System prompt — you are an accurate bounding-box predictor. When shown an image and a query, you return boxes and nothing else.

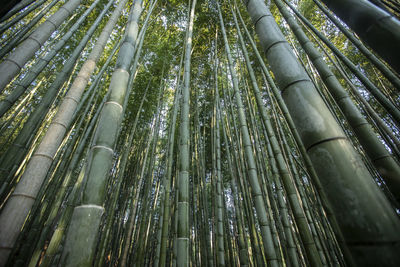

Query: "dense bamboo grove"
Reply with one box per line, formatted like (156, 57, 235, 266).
(0, 0, 399, 266)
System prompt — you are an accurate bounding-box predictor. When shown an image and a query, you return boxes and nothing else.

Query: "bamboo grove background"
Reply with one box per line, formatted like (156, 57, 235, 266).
(0, 0, 400, 266)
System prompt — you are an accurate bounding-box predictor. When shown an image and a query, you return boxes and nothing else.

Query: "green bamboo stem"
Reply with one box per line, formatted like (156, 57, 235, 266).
(275, 0, 400, 203)
(245, 87, 289, 267)
(236, 5, 354, 265)
(270, 98, 333, 264)
(113, 135, 150, 264)
(10, 78, 109, 266)
(243, 0, 400, 266)
(214, 62, 225, 266)
(222, 75, 265, 266)
(128, 79, 165, 266)
(59, 1, 144, 265)
(0, 0, 115, 207)
(285, 0, 400, 125)
(242, 76, 298, 267)
(218, 2, 280, 265)
(319, 0, 400, 74)
(40, 162, 88, 267)
(21, 87, 104, 266)
(159, 61, 183, 266)
(0, 0, 37, 23)
(0, 0, 59, 60)
(322, 45, 400, 156)
(0, 0, 82, 91)
(0, 0, 47, 35)
(0, 0, 107, 118)
(220, 112, 250, 266)
(18, 39, 121, 267)
(0, 77, 42, 136)
(176, 0, 196, 265)
(232, 4, 323, 266)
(199, 122, 213, 267)
(313, 0, 400, 90)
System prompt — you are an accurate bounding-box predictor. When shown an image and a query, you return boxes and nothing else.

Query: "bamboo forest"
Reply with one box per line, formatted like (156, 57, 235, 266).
(1, 0, 400, 266)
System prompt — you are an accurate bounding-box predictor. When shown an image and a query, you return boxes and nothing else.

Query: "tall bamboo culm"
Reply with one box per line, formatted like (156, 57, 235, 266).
(59, 0, 144, 265)
(0, 0, 129, 265)
(176, 0, 197, 265)
(243, 0, 400, 266)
